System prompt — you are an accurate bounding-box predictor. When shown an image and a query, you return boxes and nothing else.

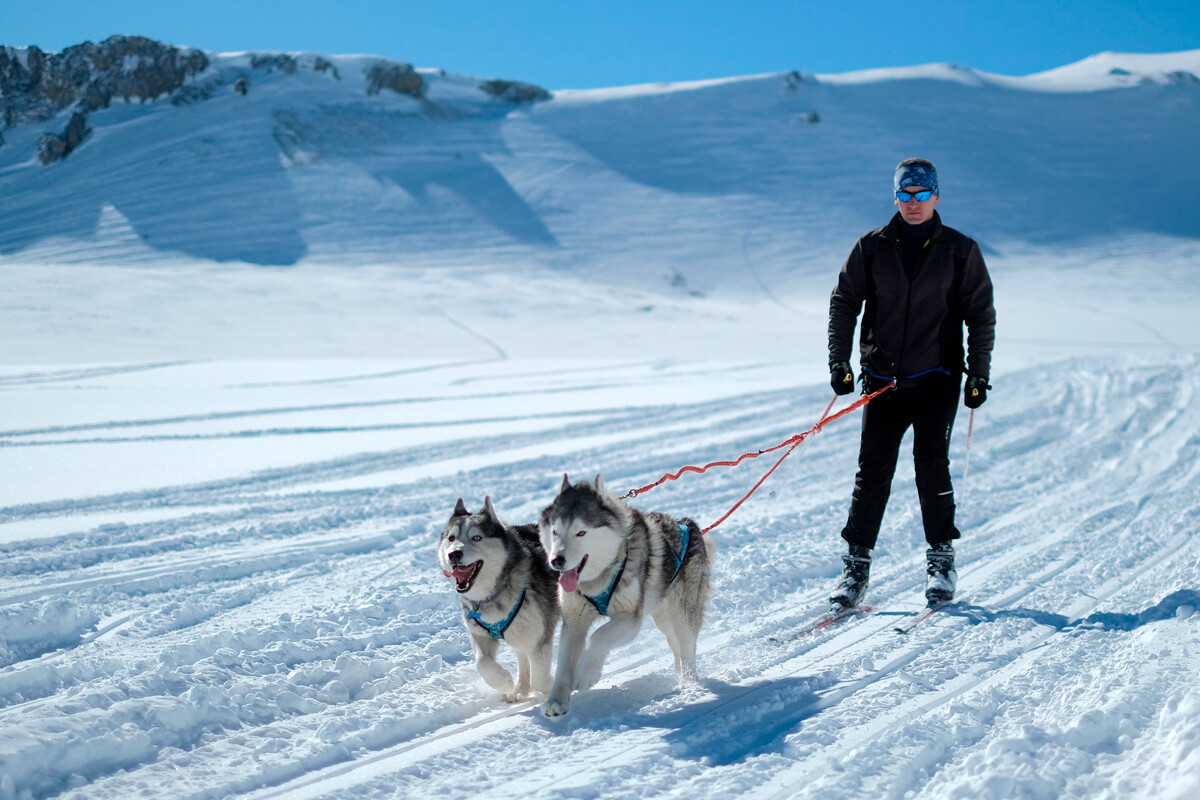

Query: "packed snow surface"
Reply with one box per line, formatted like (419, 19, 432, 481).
(3, 355, 1199, 800)
(2, 43, 1199, 800)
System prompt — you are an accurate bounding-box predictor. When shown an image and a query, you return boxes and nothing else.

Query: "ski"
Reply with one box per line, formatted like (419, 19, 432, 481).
(791, 604, 874, 641)
(768, 604, 872, 644)
(893, 600, 952, 634)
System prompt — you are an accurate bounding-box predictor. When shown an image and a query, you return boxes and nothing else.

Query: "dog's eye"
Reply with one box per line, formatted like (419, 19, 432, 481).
(576, 530, 587, 537)
(552, 530, 558, 538)
(447, 535, 455, 542)
(472, 535, 482, 542)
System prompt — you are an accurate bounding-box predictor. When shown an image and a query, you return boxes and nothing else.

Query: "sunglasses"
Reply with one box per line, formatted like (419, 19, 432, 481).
(896, 189, 934, 202)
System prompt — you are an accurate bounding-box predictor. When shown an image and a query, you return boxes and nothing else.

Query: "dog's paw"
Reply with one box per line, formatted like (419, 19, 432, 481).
(501, 690, 526, 703)
(542, 697, 571, 717)
(677, 664, 700, 687)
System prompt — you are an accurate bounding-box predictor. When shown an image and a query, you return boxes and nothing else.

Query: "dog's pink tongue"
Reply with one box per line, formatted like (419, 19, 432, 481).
(559, 565, 581, 594)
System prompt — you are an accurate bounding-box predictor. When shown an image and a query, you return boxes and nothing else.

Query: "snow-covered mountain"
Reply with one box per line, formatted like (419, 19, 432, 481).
(2, 37, 1199, 280)
(2, 38, 1200, 800)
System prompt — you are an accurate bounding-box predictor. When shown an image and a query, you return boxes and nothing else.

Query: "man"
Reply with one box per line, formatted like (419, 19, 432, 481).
(826, 158, 995, 609)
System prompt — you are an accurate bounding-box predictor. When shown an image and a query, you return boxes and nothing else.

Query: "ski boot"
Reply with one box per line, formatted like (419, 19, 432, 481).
(925, 541, 957, 605)
(830, 544, 871, 609)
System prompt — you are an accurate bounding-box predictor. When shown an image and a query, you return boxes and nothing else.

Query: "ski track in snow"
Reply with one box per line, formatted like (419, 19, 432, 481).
(1, 358, 1199, 800)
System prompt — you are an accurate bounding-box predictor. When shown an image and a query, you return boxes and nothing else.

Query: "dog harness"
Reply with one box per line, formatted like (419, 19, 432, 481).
(468, 589, 526, 639)
(584, 522, 691, 617)
(584, 559, 625, 617)
(668, 523, 691, 585)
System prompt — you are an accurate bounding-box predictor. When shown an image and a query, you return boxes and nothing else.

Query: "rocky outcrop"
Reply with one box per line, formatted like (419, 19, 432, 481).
(479, 79, 551, 104)
(250, 53, 297, 74)
(1, 35, 209, 129)
(0, 35, 553, 164)
(313, 57, 340, 80)
(37, 111, 91, 164)
(365, 60, 424, 97)
(2, 34, 208, 162)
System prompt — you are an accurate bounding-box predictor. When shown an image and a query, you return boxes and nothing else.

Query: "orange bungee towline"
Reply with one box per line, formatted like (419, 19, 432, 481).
(621, 382, 895, 534)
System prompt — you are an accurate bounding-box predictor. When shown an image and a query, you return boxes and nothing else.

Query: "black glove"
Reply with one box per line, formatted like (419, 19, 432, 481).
(830, 361, 855, 396)
(964, 375, 990, 409)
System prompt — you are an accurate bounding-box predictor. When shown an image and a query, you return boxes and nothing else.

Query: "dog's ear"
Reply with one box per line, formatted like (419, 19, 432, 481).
(483, 496, 501, 524)
(594, 474, 608, 497)
(561, 473, 571, 491)
(453, 498, 469, 517)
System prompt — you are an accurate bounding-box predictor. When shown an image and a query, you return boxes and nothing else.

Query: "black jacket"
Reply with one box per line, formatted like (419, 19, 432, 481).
(828, 211, 995, 387)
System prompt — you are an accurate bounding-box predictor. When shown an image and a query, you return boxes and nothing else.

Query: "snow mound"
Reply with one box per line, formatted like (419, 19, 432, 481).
(0, 598, 99, 666)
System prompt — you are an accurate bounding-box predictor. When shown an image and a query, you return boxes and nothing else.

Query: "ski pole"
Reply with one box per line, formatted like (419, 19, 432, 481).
(961, 408, 976, 498)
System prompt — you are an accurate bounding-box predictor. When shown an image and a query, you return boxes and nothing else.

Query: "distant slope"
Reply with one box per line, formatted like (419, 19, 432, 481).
(1, 38, 1198, 277)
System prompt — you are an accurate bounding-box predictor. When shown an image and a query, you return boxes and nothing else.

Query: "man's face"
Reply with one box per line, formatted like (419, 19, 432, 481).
(895, 186, 939, 225)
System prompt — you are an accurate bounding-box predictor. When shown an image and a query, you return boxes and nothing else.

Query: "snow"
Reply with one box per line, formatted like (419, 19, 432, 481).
(1, 43, 1200, 800)
(818, 49, 1200, 92)
(552, 72, 778, 103)
(1018, 48, 1200, 91)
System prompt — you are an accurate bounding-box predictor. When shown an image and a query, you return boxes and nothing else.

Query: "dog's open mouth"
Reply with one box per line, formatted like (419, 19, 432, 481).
(443, 561, 483, 593)
(558, 554, 587, 594)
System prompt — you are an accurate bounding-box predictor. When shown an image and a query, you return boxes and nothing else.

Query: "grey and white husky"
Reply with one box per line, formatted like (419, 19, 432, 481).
(438, 497, 560, 702)
(538, 475, 715, 717)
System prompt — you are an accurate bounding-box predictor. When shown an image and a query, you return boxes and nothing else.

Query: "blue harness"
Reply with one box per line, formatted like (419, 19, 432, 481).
(584, 523, 691, 617)
(668, 523, 691, 584)
(468, 589, 526, 639)
(584, 558, 626, 616)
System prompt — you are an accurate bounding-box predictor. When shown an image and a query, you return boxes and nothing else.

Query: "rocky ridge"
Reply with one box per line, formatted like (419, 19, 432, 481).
(0, 35, 552, 164)
(1, 35, 208, 162)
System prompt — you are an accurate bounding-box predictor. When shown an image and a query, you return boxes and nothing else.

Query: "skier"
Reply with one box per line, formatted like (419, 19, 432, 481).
(826, 158, 995, 609)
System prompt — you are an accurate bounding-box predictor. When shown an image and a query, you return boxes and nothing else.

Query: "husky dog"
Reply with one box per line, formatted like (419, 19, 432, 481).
(538, 475, 714, 717)
(438, 497, 559, 702)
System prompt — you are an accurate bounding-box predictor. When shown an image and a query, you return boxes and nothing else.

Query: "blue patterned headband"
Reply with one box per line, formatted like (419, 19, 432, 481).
(895, 162, 939, 196)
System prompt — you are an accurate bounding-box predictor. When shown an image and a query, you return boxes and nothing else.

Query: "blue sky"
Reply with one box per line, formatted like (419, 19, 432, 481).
(3, 1, 1198, 89)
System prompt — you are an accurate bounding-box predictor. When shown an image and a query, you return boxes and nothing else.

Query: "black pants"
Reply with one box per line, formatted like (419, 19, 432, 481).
(841, 374, 961, 549)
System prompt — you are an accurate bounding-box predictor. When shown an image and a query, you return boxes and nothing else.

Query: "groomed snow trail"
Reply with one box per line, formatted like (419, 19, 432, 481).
(1, 357, 1198, 800)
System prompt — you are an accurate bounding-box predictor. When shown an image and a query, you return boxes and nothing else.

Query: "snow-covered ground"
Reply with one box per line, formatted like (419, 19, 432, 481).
(2, 43, 1200, 800)
(3, 350, 1199, 800)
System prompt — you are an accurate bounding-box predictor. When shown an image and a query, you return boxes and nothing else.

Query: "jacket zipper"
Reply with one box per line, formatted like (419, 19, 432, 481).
(893, 235, 932, 381)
